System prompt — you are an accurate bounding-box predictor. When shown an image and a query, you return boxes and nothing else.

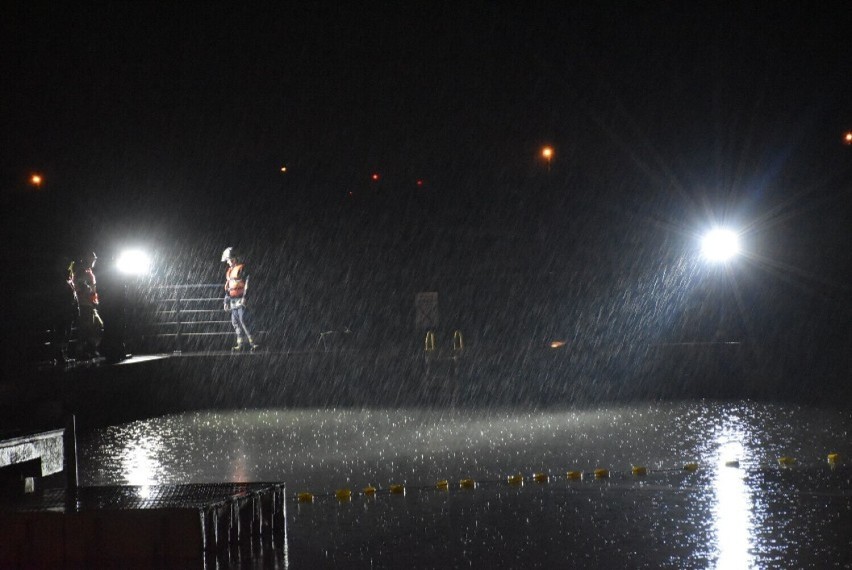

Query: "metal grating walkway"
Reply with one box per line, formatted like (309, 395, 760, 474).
(0, 483, 286, 566)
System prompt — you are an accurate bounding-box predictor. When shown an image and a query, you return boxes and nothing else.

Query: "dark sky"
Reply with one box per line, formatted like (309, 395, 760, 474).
(2, 3, 852, 358)
(4, 3, 849, 197)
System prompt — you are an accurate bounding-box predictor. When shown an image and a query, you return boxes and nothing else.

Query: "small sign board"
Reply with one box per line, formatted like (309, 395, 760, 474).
(415, 292, 439, 329)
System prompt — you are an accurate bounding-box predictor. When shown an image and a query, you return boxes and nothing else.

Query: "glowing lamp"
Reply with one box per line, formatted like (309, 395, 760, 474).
(701, 228, 741, 262)
(117, 249, 152, 275)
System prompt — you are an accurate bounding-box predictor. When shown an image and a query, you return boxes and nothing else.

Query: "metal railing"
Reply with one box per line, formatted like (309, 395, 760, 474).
(423, 330, 464, 355)
(133, 284, 233, 352)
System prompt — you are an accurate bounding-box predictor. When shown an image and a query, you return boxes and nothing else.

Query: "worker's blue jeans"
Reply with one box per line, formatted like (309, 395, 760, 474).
(228, 299, 252, 344)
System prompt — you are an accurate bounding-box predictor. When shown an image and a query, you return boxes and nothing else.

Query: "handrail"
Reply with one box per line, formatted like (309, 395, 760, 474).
(132, 283, 233, 351)
(424, 330, 436, 352)
(453, 330, 464, 352)
(150, 284, 223, 289)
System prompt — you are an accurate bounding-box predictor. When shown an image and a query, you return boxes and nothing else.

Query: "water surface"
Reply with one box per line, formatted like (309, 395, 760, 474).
(79, 401, 852, 568)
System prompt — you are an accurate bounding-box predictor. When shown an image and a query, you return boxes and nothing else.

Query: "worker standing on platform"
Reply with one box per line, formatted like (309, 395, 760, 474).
(51, 258, 79, 363)
(74, 251, 104, 358)
(222, 247, 258, 351)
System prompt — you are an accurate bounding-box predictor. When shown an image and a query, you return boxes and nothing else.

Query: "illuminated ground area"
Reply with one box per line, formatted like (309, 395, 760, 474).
(79, 401, 852, 568)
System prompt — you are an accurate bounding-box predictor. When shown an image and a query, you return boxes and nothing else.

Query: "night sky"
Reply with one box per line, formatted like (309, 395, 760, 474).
(3, 3, 851, 377)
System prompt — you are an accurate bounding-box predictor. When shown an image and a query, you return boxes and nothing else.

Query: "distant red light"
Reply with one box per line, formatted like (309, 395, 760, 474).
(371, 173, 380, 181)
(416, 179, 424, 187)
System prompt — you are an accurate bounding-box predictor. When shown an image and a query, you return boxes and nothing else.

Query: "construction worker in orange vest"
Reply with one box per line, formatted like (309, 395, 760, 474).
(222, 247, 258, 351)
(73, 251, 104, 358)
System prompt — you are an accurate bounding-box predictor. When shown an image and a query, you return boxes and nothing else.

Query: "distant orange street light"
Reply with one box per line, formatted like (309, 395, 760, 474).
(541, 146, 553, 171)
(843, 131, 852, 146)
(280, 165, 287, 173)
(30, 174, 43, 189)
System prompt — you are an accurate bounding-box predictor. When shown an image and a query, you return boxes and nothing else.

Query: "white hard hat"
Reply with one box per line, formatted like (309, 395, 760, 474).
(221, 247, 236, 262)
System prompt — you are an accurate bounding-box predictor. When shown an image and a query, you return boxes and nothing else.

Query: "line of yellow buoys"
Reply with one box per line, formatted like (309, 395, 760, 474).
(293, 452, 842, 503)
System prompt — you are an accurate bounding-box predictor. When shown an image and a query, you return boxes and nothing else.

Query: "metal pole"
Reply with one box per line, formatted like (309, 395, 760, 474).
(62, 413, 79, 513)
(64, 413, 79, 491)
(175, 287, 182, 353)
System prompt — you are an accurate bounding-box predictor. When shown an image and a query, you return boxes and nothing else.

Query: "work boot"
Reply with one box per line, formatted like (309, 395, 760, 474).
(231, 340, 244, 352)
(247, 337, 259, 351)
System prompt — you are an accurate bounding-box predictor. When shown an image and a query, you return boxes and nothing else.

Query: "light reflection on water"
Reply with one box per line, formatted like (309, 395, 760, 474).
(711, 418, 756, 569)
(78, 401, 851, 567)
(119, 432, 166, 486)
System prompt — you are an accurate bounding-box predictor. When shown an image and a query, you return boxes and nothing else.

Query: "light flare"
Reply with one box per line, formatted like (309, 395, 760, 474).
(701, 228, 741, 262)
(117, 249, 152, 275)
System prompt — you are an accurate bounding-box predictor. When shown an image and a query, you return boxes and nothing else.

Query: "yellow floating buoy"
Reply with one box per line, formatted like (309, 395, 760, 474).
(389, 484, 405, 495)
(566, 471, 582, 480)
(436, 479, 449, 490)
(594, 468, 609, 479)
(683, 462, 699, 472)
(778, 456, 796, 467)
(460, 478, 476, 489)
(297, 492, 314, 503)
(507, 474, 524, 486)
(631, 466, 647, 476)
(827, 453, 840, 465)
(335, 488, 352, 502)
(533, 472, 549, 483)
(363, 485, 377, 496)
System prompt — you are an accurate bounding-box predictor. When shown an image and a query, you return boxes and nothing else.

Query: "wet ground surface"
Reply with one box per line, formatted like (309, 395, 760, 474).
(77, 401, 852, 568)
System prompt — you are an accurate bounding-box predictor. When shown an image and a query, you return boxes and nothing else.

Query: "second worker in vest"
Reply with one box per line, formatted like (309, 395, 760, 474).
(74, 251, 104, 359)
(222, 247, 258, 351)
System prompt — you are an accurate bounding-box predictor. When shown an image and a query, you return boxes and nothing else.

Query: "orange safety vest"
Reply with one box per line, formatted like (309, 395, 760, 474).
(225, 263, 247, 298)
(76, 267, 99, 306)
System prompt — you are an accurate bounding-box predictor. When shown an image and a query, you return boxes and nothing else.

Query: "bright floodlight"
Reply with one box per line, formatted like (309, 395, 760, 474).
(701, 229, 741, 262)
(117, 249, 152, 275)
